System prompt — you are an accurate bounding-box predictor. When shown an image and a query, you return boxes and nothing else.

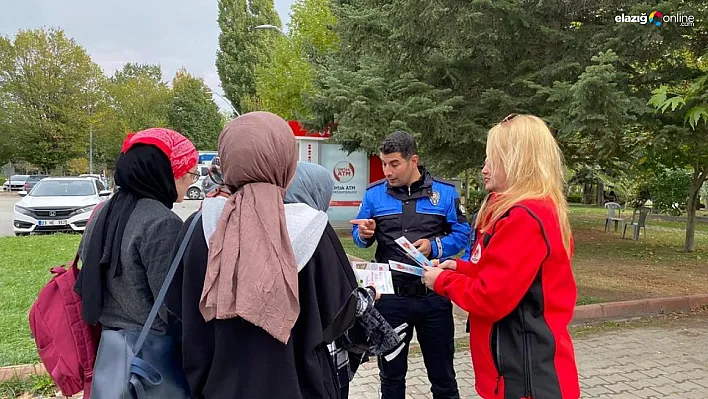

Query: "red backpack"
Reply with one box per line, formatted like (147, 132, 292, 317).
(29, 204, 104, 398)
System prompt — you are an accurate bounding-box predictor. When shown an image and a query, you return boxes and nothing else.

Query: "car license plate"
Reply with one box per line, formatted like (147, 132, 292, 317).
(38, 220, 68, 226)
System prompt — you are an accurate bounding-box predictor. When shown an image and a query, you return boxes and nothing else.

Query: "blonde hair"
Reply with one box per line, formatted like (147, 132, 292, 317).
(476, 114, 572, 256)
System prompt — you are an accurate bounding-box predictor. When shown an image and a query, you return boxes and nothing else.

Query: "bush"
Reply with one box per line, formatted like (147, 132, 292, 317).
(0, 177, 5, 187)
(647, 169, 691, 216)
(567, 193, 583, 204)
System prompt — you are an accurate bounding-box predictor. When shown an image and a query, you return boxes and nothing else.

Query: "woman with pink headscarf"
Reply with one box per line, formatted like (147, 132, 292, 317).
(75, 128, 198, 396)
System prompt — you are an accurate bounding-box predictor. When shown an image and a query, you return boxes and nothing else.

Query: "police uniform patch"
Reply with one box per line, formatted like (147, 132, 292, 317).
(429, 190, 440, 206)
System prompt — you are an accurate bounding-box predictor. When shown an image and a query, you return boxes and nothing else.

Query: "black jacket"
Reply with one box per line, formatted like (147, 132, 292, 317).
(165, 214, 358, 399)
(352, 168, 471, 285)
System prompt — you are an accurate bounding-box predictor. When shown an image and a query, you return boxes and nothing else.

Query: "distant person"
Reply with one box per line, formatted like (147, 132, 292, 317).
(423, 114, 580, 399)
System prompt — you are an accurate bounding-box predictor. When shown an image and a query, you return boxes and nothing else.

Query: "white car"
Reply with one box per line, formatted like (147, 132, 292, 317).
(13, 177, 111, 236)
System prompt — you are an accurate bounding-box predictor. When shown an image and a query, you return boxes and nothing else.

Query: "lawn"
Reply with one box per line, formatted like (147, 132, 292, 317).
(340, 205, 708, 305)
(1, 206, 706, 367)
(568, 204, 708, 303)
(0, 233, 82, 367)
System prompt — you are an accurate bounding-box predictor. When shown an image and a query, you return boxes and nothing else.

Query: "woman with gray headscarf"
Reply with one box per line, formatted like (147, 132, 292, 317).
(165, 113, 362, 398)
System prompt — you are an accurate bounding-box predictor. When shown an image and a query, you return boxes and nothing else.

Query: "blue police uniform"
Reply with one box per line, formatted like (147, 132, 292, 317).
(352, 167, 470, 399)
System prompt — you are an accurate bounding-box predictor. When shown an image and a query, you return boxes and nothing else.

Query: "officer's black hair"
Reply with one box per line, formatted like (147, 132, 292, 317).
(379, 130, 417, 160)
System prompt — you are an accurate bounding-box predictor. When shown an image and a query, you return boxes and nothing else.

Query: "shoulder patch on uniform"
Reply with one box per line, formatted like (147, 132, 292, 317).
(367, 178, 387, 189)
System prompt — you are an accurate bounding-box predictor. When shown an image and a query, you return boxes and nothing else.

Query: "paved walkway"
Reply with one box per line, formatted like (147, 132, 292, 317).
(349, 315, 708, 398)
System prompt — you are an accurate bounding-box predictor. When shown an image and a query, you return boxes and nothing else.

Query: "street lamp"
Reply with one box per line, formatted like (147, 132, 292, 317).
(253, 24, 289, 40)
(206, 89, 240, 117)
(88, 103, 93, 174)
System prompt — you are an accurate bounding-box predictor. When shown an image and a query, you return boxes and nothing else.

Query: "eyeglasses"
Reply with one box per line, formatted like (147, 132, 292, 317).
(500, 113, 559, 138)
(187, 172, 200, 183)
(501, 113, 518, 123)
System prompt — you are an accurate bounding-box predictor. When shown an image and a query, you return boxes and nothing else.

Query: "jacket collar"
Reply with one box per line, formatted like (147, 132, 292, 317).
(386, 166, 433, 200)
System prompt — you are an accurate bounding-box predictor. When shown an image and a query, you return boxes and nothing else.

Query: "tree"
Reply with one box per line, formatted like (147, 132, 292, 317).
(307, 0, 633, 175)
(255, 38, 313, 120)
(168, 68, 223, 150)
(216, 0, 281, 113)
(94, 63, 172, 165)
(649, 70, 708, 251)
(0, 28, 103, 171)
(108, 63, 172, 132)
(254, 0, 340, 120)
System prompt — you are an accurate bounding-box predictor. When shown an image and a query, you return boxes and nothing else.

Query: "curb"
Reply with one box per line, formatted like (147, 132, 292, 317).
(0, 363, 46, 382)
(570, 294, 708, 324)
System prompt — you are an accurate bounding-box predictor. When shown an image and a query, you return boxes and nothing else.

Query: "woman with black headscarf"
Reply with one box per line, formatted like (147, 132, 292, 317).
(75, 128, 198, 335)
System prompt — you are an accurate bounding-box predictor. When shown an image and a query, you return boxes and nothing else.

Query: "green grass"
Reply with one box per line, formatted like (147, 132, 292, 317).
(340, 240, 376, 262)
(0, 374, 55, 398)
(0, 233, 81, 367)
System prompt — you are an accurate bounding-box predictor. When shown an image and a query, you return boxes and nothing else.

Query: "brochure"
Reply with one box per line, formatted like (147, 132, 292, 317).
(388, 260, 424, 276)
(354, 269, 395, 294)
(394, 236, 435, 268)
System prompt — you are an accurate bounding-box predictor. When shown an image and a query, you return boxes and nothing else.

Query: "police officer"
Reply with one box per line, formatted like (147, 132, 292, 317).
(350, 131, 470, 399)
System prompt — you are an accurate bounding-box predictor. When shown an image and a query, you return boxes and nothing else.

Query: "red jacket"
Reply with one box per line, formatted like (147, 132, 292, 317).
(434, 198, 580, 399)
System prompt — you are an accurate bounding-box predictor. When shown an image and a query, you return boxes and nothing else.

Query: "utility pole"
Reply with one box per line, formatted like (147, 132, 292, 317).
(88, 103, 93, 174)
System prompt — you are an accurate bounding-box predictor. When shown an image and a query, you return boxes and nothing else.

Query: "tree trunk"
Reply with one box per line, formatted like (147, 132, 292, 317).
(685, 187, 698, 253)
(685, 169, 707, 252)
(583, 182, 593, 204)
(596, 181, 605, 206)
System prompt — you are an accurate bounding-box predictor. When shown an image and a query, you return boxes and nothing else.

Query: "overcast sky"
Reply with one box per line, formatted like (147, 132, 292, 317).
(0, 0, 295, 112)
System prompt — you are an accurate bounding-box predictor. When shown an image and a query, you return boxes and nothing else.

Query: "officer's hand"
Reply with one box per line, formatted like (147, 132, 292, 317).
(412, 239, 432, 257)
(350, 219, 376, 239)
(438, 260, 457, 271)
(422, 266, 444, 290)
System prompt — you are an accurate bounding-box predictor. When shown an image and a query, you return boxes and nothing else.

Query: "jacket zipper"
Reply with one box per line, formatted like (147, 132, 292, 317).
(492, 324, 504, 395)
(524, 334, 534, 398)
(520, 308, 534, 398)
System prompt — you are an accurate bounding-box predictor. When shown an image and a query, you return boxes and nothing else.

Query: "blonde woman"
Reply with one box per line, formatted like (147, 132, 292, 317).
(423, 114, 580, 399)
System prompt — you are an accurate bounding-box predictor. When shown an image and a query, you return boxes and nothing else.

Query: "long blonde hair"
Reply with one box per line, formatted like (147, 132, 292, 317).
(476, 114, 572, 256)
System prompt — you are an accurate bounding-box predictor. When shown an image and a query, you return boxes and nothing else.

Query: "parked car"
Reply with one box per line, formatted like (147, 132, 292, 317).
(79, 174, 110, 189)
(2, 175, 29, 191)
(186, 176, 207, 200)
(23, 175, 50, 192)
(13, 177, 111, 236)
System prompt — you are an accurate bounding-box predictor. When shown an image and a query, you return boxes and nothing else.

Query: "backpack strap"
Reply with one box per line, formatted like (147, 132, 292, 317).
(133, 212, 202, 355)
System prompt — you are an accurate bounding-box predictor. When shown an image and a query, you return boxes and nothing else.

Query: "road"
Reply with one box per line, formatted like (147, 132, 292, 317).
(0, 192, 202, 237)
